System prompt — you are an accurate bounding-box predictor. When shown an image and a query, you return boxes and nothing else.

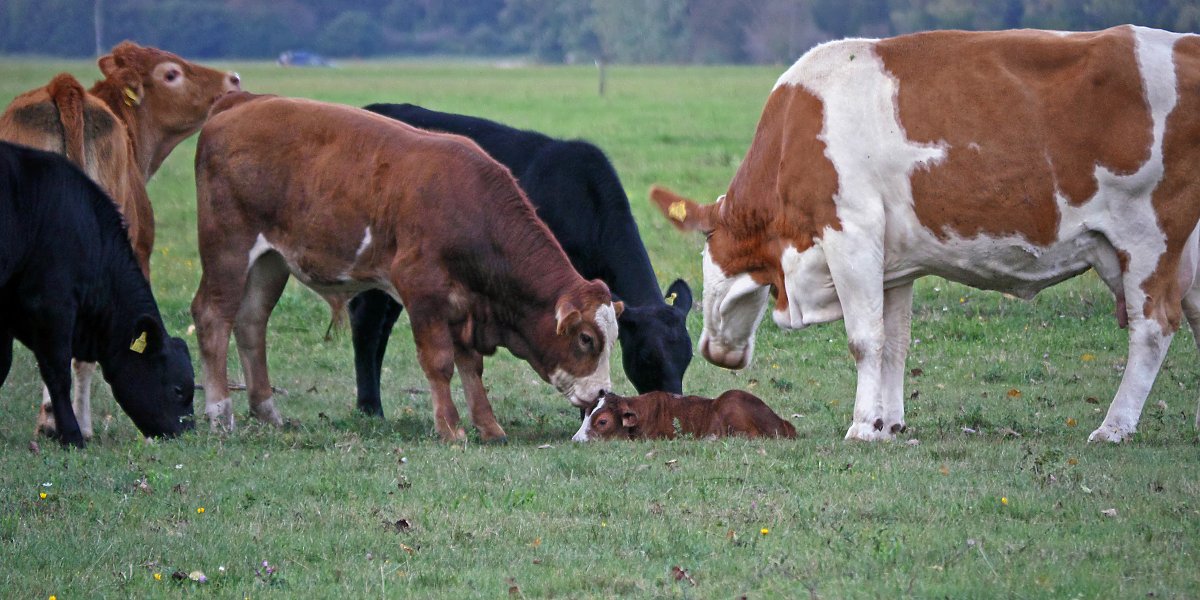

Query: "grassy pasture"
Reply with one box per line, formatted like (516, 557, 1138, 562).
(1, 57, 1199, 599)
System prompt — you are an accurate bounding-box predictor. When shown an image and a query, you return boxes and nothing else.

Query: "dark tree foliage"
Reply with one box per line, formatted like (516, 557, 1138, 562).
(1, 0, 1195, 63)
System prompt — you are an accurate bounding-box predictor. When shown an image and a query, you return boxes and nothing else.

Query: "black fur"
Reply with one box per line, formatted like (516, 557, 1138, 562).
(0, 141, 193, 446)
(349, 103, 694, 417)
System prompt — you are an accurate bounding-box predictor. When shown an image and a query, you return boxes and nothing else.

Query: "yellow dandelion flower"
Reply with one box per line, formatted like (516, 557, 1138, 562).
(154, 573, 162, 581)
(1066, 418, 1077, 427)
(1001, 497, 1009, 506)
(760, 528, 769, 536)
(197, 507, 205, 514)
(39, 492, 46, 499)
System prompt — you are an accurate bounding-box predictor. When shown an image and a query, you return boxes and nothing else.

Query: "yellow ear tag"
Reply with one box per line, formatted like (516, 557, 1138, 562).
(123, 87, 140, 107)
(668, 200, 687, 222)
(130, 331, 148, 353)
(665, 292, 677, 306)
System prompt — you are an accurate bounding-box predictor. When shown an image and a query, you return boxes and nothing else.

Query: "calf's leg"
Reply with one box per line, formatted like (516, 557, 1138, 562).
(32, 335, 84, 447)
(411, 321, 466, 442)
(454, 346, 507, 442)
(234, 251, 290, 426)
(34, 360, 96, 439)
(192, 262, 248, 432)
(349, 289, 404, 417)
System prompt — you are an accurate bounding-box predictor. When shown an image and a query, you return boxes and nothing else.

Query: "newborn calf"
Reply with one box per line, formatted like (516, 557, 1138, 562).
(573, 390, 795, 441)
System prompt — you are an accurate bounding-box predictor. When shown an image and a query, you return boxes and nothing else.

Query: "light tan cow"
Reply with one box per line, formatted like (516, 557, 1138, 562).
(0, 41, 240, 439)
(653, 26, 1200, 443)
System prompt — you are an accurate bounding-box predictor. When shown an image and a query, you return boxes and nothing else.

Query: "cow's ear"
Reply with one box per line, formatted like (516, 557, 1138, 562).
(621, 410, 638, 429)
(130, 315, 166, 355)
(650, 185, 715, 233)
(555, 298, 582, 336)
(98, 54, 118, 76)
(665, 279, 693, 316)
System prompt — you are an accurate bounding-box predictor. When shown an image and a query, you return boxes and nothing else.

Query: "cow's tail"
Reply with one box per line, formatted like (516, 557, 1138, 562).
(322, 293, 351, 341)
(46, 73, 87, 168)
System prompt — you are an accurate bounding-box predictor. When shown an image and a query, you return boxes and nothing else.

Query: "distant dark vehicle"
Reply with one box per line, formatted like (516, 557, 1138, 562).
(277, 51, 332, 67)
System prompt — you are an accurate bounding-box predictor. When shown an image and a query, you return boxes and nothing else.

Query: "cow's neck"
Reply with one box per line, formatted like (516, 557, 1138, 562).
(593, 207, 664, 307)
(89, 82, 176, 181)
(74, 213, 162, 362)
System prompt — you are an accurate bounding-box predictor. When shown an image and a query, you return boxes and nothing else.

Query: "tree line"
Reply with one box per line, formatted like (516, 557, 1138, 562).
(3, 0, 1197, 63)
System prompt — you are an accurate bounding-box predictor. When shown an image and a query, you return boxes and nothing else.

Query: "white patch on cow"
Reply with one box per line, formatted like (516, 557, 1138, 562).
(550, 303, 619, 406)
(572, 397, 605, 442)
(355, 226, 372, 259)
(246, 233, 275, 271)
(773, 245, 843, 329)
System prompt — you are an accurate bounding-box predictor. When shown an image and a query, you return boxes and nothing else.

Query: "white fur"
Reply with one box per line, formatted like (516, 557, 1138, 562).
(550, 303, 619, 407)
(572, 396, 606, 442)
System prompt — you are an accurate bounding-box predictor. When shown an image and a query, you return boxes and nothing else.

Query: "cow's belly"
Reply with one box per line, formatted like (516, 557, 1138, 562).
(247, 232, 402, 303)
(891, 230, 1112, 299)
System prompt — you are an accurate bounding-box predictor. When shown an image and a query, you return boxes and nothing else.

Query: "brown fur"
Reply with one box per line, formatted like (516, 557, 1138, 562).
(585, 390, 796, 440)
(0, 41, 240, 276)
(191, 93, 620, 442)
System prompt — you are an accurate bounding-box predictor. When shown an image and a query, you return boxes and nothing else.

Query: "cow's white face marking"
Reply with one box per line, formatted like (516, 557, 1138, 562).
(355, 226, 372, 259)
(550, 302, 618, 407)
(700, 245, 768, 369)
(571, 396, 606, 442)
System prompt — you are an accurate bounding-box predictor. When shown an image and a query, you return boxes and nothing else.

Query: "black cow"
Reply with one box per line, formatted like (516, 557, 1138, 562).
(349, 102, 693, 417)
(0, 141, 194, 447)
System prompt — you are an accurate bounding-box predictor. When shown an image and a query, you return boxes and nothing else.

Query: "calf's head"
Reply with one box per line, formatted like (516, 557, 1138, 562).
(572, 392, 636, 441)
(651, 186, 769, 370)
(101, 316, 195, 437)
(618, 279, 694, 393)
(545, 281, 623, 407)
(98, 42, 241, 170)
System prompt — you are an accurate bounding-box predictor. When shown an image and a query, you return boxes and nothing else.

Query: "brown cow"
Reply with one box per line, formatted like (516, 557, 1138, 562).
(191, 93, 623, 442)
(0, 41, 241, 440)
(572, 390, 797, 441)
(651, 26, 1200, 443)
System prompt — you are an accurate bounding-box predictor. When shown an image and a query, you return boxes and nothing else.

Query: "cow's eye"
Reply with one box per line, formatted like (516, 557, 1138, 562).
(597, 418, 608, 427)
(164, 69, 180, 82)
(173, 385, 184, 397)
(580, 332, 594, 349)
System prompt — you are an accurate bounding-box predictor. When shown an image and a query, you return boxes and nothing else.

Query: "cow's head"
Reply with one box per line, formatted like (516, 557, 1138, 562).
(617, 279, 693, 393)
(651, 186, 770, 370)
(101, 315, 195, 438)
(572, 392, 635, 441)
(543, 280, 623, 407)
(97, 41, 241, 173)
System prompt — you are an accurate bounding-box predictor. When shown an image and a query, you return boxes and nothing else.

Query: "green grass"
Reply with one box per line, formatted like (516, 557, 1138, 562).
(2, 58, 1199, 599)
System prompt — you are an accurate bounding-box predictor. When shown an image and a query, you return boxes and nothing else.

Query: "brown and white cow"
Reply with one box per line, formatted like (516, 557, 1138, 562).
(191, 93, 622, 441)
(652, 26, 1200, 443)
(0, 41, 240, 440)
(572, 390, 796, 441)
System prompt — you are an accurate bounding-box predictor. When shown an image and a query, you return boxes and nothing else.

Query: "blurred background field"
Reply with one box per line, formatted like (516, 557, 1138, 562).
(1, 58, 1198, 599)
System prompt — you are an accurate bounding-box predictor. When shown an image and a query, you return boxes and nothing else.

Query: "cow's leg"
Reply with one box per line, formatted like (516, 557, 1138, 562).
(879, 283, 914, 434)
(454, 345, 507, 443)
(234, 251, 290, 427)
(192, 264, 248, 432)
(409, 318, 466, 442)
(31, 332, 84, 447)
(1185, 290, 1200, 430)
(349, 289, 405, 417)
(71, 360, 96, 439)
(0, 330, 12, 385)
(823, 237, 890, 441)
(1089, 306, 1175, 443)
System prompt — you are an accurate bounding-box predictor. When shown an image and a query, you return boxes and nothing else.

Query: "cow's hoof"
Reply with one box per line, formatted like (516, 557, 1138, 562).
(206, 398, 235, 432)
(1088, 424, 1131, 443)
(250, 397, 284, 426)
(844, 421, 896, 442)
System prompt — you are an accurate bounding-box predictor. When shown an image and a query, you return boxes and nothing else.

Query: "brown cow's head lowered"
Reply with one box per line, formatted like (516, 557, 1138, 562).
(97, 41, 241, 176)
(543, 280, 624, 408)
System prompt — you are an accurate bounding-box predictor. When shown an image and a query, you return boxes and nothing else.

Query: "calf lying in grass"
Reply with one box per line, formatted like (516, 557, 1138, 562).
(572, 390, 795, 441)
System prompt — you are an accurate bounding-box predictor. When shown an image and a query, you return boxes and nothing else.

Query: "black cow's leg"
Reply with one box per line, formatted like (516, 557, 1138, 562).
(349, 289, 404, 417)
(33, 340, 84, 448)
(0, 330, 12, 386)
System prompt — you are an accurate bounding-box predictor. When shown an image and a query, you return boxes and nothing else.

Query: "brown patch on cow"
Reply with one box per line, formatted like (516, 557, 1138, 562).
(876, 27, 1153, 246)
(1142, 36, 1200, 332)
(707, 84, 841, 313)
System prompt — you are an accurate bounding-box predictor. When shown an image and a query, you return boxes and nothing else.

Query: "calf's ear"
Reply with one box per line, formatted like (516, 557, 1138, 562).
(613, 301, 624, 318)
(665, 279, 693, 316)
(129, 315, 166, 356)
(621, 410, 638, 429)
(555, 298, 582, 336)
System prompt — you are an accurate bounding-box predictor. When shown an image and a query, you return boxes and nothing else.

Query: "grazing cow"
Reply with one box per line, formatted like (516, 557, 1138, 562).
(0, 41, 240, 439)
(0, 141, 194, 447)
(652, 26, 1200, 443)
(349, 103, 692, 420)
(572, 390, 796, 441)
(192, 93, 623, 441)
